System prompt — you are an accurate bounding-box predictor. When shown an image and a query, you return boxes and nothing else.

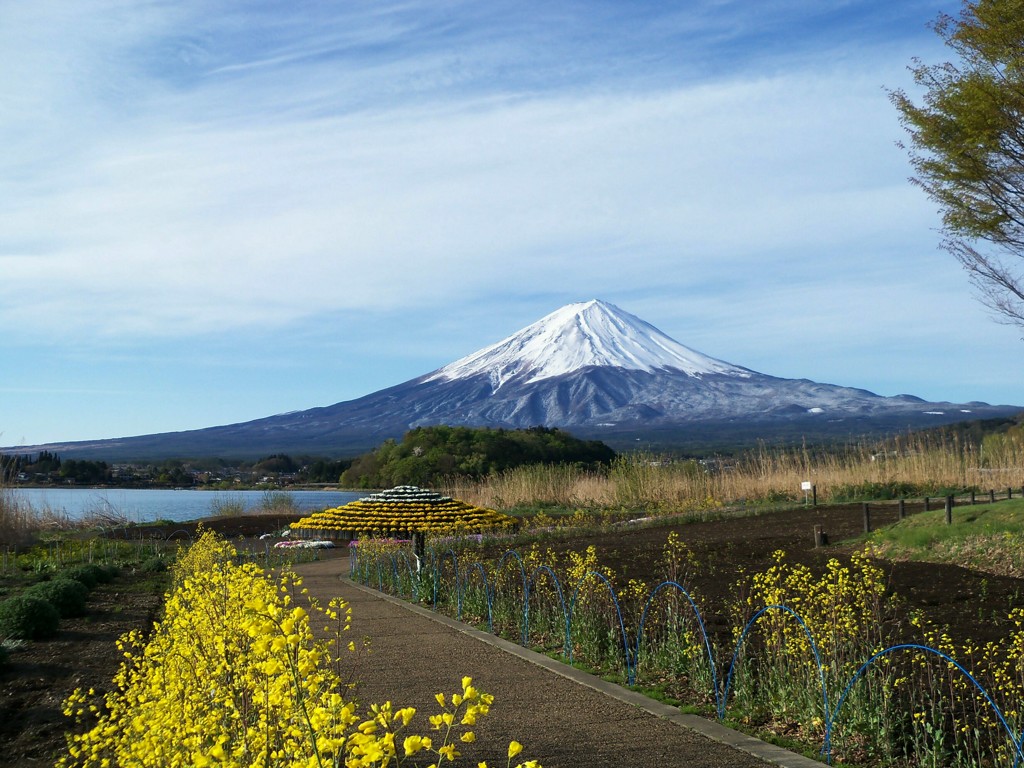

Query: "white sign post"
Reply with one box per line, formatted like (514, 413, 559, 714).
(801, 480, 812, 505)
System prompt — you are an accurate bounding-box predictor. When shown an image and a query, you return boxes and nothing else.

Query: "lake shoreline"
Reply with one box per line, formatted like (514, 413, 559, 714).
(6, 483, 356, 492)
(7, 487, 364, 525)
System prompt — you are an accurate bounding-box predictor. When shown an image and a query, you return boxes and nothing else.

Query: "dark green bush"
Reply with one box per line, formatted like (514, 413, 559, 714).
(139, 557, 168, 573)
(24, 578, 89, 618)
(100, 563, 121, 580)
(64, 564, 104, 589)
(0, 595, 60, 640)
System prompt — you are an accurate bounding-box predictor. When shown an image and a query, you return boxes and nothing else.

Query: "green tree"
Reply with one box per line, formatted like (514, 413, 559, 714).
(59, 459, 112, 485)
(340, 426, 616, 487)
(891, 0, 1024, 326)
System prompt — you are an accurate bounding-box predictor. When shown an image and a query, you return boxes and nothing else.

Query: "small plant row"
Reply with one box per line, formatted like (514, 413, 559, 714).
(3, 536, 174, 575)
(353, 537, 1024, 767)
(0, 563, 120, 646)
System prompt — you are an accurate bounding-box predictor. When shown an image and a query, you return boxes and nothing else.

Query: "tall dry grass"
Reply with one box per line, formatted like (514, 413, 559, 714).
(442, 432, 1024, 511)
(1, 485, 39, 546)
(0, 485, 130, 547)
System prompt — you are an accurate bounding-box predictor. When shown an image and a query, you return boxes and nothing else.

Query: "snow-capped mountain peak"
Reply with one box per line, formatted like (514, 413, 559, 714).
(10, 299, 1021, 460)
(424, 299, 751, 390)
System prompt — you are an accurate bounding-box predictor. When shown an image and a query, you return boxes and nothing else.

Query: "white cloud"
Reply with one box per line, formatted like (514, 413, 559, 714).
(1, 52, 937, 342)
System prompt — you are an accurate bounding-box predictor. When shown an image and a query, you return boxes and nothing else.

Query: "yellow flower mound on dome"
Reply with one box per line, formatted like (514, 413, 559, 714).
(290, 485, 515, 536)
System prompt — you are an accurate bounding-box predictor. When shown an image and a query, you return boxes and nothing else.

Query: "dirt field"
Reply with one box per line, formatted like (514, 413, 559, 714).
(574, 502, 1023, 646)
(2, 504, 1019, 766)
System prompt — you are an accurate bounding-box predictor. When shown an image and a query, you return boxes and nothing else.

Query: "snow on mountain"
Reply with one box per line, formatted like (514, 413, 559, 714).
(425, 299, 752, 390)
(10, 300, 1021, 460)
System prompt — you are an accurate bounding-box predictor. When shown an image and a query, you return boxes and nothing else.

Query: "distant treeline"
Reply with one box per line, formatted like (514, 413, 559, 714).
(2, 427, 616, 489)
(1, 451, 353, 488)
(0, 450, 112, 485)
(340, 425, 616, 488)
(904, 415, 1024, 448)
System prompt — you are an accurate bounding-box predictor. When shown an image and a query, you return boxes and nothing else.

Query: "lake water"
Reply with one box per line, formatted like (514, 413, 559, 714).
(8, 487, 365, 524)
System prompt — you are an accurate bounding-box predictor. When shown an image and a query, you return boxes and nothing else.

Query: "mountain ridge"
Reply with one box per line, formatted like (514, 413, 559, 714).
(4, 300, 1021, 460)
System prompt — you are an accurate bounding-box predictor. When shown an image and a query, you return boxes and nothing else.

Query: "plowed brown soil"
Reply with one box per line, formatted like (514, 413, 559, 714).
(568, 502, 1022, 646)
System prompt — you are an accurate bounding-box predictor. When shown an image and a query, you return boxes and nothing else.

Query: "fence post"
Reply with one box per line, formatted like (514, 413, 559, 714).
(812, 485, 817, 506)
(945, 495, 954, 525)
(924, 496, 930, 511)
(898, 498, 906, 521)
(862, 502, 871, 533)
(970, 490, 976, 505)
(814, 525, 827, 547)
(1008, 487, 1013, 500)
(990, 489, 996, 503)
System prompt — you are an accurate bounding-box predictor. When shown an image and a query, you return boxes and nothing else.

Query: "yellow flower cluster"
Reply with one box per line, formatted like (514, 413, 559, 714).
(899, 605, 1024, 764)
(738, 548, 887, 673)
(291, 486, 515, 537)
(58, 530, 540, 768)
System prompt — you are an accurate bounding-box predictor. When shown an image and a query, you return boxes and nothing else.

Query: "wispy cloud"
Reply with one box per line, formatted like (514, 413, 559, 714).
(1, 61, 935, 336)
(5, 0, 1019, 446)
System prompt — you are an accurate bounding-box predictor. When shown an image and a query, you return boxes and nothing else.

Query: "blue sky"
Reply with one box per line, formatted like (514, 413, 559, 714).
(3, 0, 1022, 449)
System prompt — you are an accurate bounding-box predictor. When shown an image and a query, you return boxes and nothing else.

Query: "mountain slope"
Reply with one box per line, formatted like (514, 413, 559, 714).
(6, 300, 1022, 459)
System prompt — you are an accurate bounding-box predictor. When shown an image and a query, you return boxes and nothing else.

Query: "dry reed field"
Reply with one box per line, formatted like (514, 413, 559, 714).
(444, 433, 1024, 511)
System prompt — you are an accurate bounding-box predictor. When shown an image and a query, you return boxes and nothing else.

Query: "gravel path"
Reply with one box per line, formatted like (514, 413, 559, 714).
(292, 553, 820, 768)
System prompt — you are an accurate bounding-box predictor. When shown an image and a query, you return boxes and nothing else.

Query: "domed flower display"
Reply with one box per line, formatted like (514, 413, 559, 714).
(290, 485, 514, 539)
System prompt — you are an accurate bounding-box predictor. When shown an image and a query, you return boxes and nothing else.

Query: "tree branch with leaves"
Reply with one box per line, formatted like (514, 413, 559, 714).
(890, 0, 1024, 328)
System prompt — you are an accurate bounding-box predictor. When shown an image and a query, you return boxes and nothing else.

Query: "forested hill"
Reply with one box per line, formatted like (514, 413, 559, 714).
(340, 426, 616, 488)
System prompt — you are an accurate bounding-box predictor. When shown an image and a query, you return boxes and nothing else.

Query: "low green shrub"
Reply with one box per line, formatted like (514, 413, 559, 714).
(830, 481, 929, 502)
(139, 556, 168, 573)
(24, 578, 89, 618)
(64, 564, 104, 589)
(100, 563, 121, 580)
(0, 595, 60, 640)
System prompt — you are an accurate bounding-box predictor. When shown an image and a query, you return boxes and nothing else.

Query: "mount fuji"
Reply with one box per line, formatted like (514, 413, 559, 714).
(12, 300, 1022, 459)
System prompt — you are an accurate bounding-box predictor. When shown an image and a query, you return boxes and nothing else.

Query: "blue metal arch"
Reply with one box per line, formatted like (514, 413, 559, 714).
(491, 550, 528, 643)
(457, 561, 492, 629)
(568, 570, 634, 683)
(431, 547, 460, 607)
(636, 580, 720, 711)
(525, 564, 569, 652)
(388, 550, 417, 598)
(827, 643, 1024, 767)
(722, 604, 827, 723)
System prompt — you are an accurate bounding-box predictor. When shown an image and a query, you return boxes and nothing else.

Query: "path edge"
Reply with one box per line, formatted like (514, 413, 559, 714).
(341, 576, 824, 768)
